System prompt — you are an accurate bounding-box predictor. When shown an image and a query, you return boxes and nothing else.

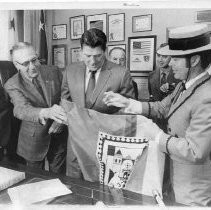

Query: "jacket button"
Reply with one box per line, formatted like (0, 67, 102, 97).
(168, 127, 171, 132)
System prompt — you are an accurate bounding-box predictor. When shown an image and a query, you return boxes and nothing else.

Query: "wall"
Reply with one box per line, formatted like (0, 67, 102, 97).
(46, 8, 199, 72)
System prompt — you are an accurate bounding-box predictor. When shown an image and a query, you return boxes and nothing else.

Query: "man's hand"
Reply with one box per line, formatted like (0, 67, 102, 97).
(39, 104, 67, 124)
(103, 91, 130, 108)
(160, 83, 169, 93)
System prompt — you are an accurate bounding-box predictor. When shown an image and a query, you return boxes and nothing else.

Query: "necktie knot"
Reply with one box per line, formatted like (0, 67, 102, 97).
(90, 70, 97, 76)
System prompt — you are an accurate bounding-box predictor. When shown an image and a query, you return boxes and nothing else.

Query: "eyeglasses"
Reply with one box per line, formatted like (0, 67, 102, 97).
(16, 57, 38, 67)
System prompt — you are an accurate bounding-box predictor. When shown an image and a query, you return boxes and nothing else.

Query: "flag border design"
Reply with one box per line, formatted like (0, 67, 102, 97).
(96, 131, 148, 186)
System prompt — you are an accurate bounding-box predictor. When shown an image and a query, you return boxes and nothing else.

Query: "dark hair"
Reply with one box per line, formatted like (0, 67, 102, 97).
(80, 28, 107, 52)
(186, 50, 211, 69)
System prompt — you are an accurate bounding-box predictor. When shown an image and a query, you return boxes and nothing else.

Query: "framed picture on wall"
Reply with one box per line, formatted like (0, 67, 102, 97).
(52, 24, 67, 40)
(52, 44, 67, 69)
(70, 15, 85, 40)
(86, 13, 107, 35)
(107, 44, 126, 68)
(108, 13, 125, 42)
(71, 47, 82, 63)
(128, 35, 156, 72)
(132, 76, 150, 100)
(132, 14, 152, 32)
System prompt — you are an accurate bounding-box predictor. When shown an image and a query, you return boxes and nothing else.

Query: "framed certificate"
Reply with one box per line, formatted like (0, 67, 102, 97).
(86, 13, 107, 35)
(70, 15, 85, 40)
(71, 47, 82, 63)
(132, 76, 150, 100)
(128, 36, 156, 72)
(52, 24, 67, 40)
(52, 44, 67, 69)
(132, 14, 152, 32)
(108, 13, 125, 42)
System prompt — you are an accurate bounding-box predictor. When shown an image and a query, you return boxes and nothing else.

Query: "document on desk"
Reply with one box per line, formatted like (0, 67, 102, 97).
(7, 178, 72, 204)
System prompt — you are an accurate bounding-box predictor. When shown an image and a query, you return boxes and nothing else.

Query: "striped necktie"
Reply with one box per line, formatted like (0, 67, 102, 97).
(85, 70, 97, 108)
(32, 78, 45, 99)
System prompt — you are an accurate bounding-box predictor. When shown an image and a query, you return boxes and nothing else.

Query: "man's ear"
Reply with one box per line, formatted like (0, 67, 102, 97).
(13, 61, 20, 72)
(190, 55, 200, 67)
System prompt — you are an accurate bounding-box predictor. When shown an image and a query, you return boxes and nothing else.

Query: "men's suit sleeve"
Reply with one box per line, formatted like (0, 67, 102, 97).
(158, 98, 211, 163)
(61, 68, 72, 101)
(119, 69, 135, 99)
(4, 81, 42, 122)
(141, 83, 181, 119)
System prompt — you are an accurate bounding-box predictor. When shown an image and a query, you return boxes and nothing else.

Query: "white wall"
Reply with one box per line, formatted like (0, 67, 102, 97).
(46, 8, 201, 70)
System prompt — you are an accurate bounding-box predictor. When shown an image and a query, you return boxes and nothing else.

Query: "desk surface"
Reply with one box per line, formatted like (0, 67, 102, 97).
(0, 160, 157, 206)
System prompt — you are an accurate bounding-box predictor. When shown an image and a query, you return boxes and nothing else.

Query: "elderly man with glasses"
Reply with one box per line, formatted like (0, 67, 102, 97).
(4, 42, 67, 174)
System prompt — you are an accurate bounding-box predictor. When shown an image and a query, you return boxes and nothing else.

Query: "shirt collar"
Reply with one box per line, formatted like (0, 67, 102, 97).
(86, 67, 101, 75)
(185, 71, 207, 89)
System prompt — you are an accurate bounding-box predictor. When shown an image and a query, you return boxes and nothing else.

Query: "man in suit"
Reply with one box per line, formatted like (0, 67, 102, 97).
(148, 43, 179, 102)
(103, 24, 211, 206)
(5, 42, 67, 174)
(0, 61, 20, 161)
(62, 28, 135, 178)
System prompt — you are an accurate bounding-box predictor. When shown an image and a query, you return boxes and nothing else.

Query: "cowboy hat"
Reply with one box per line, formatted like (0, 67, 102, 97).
(157, 24, 211, 56)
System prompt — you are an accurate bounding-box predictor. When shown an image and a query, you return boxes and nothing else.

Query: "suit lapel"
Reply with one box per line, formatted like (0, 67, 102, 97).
(76, 63, 86, 107)
(0, 68, 9, 86)
(168, 73, 210, 118)
(19, 72, 47, 107)
(89, 60, 111, 108)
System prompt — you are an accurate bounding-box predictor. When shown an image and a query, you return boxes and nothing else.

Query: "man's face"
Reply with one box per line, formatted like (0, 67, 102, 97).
(156, 53, 171, 68)
(81, 45, 105, 71)
(169, 57, 189, 80)
(13, 47, 41, 80)
(109, 49, 126, 67)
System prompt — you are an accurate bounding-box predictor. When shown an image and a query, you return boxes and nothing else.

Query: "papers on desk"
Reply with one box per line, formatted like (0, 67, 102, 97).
(7, 178, 72, 204)
(0, 167, 25, 191)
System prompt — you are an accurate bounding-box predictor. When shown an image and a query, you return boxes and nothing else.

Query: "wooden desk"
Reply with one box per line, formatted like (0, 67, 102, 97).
(0, 160, 157, 206)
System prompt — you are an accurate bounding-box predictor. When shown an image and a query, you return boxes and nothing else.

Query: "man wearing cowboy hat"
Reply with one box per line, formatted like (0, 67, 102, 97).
(103, 24, 211, 206)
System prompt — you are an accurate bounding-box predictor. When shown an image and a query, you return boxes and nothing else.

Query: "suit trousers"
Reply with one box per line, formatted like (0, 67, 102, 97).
(26, 127, 68, 174)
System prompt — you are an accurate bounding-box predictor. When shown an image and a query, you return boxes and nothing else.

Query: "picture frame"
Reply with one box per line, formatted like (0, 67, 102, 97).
(52, 24, 67, 40)
(71, 47, 82, 63)
(128, 35, 156, 72)
(70, 15, 85, 40)
(52, 44, 67, 69)
(86, 13, 107, 35)
(108, 13, 125, 42)
(107, 44, 126, 68)
(132, 76, 150, 100)
(132, 14, 152, 32)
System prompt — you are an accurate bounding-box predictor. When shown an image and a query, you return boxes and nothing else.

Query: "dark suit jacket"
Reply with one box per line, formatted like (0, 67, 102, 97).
(5, 65, 65, 161)
(148, 66, 179, 101)
(61, 59, 135, 114)
(0, 61, 19, 147)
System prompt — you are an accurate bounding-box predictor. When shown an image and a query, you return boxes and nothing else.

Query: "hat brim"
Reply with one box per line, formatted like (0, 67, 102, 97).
(157, 43, 211, 56)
